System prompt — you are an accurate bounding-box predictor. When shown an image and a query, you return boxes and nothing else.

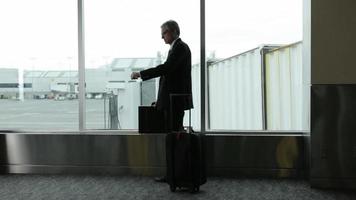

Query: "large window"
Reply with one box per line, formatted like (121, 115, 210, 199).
(85, 0, 200, 130)
(206, 0, 305, 131)
(0, 0, 78, 131)
(0, 0, 307, 132)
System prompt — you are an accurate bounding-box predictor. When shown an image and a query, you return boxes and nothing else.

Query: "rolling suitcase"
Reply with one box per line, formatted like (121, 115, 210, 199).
(166, 94, 207, 193)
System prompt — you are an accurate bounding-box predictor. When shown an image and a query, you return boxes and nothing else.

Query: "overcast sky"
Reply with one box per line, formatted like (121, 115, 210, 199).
(0, 0, 302, 69)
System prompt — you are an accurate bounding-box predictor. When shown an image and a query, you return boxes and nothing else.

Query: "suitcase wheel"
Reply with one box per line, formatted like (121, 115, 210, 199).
(170, 185, 176, 192)
(189, 186, 198, 193)
(189, 186, 200, 193)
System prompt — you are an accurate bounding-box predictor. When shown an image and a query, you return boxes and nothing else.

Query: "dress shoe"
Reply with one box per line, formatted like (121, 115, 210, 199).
(154, 176, 167, 183)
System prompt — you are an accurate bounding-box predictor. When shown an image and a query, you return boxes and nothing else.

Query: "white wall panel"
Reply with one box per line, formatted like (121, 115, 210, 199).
(208, 48, 263, 130)
(265, 42, 304, 130)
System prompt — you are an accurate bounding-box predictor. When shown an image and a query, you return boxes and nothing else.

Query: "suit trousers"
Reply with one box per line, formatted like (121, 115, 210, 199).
(164, 107, 185, 132)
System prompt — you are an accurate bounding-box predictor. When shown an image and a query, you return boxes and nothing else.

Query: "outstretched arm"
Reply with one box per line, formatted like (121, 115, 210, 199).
(140, 43, 188, 81)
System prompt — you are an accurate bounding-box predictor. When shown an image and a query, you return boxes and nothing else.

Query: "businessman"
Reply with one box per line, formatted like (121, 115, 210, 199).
(131, 20, 193, 182)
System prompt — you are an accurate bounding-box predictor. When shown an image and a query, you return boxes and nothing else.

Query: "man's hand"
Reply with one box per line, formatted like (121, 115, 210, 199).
(131, 72, 141, 79)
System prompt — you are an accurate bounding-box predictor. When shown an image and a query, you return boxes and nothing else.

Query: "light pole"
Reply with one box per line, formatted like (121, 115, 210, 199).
(67, 56, 73, 96)
(29, 57, 36, 99)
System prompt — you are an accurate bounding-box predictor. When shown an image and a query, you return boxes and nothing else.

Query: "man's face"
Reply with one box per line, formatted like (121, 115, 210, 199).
(161, 28, 174, 44)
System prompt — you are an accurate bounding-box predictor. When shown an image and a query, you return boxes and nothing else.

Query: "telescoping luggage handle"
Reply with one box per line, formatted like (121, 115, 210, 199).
(169, 94, 192, 134)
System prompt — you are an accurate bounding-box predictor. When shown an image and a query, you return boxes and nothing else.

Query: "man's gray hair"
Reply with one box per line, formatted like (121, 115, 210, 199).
(161, 20, 180, 38)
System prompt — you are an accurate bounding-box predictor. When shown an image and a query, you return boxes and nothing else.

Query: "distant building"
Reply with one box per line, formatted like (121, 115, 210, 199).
(0, 57, 160, 101)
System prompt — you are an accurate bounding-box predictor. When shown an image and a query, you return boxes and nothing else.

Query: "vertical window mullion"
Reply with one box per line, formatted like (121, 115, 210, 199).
(200, 0, 206, 133)
(78, 0, 86, 131)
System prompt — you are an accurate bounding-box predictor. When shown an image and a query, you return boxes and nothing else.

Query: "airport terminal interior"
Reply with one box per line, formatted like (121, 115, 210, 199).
(1, 0, 356, 199)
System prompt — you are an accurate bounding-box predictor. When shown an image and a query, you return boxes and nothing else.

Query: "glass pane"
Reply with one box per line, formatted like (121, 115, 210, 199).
(207, 0, 303, 131)
(85, 0, 200, 130)
(0, 0, 78, 131)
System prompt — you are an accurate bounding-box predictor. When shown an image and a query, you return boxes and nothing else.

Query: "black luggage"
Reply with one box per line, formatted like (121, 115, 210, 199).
(165, 94, 207, 192)
(138, 106, 166, 133)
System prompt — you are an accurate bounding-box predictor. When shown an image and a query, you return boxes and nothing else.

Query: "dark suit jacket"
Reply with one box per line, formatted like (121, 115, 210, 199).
(140, 38, 193, 111)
